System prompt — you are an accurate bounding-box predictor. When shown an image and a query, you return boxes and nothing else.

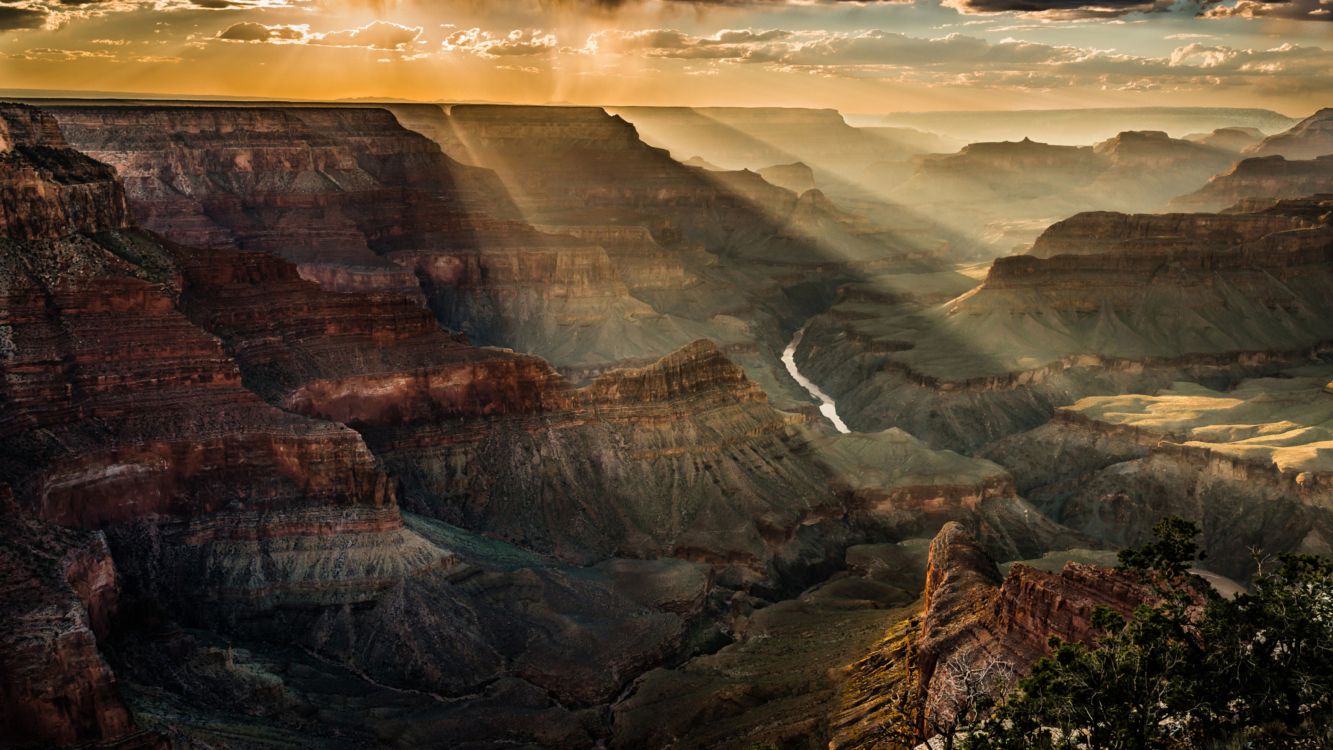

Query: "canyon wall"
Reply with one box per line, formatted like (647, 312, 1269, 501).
(986, 371, 1333, 579)
(794, 196, 1333, 451)
(1169, 155, 1333, 212)
(831, 523, 1152, 749)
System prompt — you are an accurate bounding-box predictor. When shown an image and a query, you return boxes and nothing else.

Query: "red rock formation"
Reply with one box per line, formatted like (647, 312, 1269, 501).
(832, 524, 1152, 747)
(0, 104, 129, 239)
(0, 511, 164, 748)
(46, 105, 520, 299)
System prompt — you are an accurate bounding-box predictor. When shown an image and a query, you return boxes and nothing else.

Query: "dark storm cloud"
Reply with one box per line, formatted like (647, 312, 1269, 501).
(0, 4, 46, 31)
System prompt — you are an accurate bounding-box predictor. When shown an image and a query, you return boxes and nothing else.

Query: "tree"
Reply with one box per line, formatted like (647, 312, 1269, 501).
(1115, 516, 1204, 577)
(960, 518, 1333, 750)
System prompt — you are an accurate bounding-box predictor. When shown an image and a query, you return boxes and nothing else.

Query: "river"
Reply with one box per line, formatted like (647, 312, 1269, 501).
(781, 325, 851, 434)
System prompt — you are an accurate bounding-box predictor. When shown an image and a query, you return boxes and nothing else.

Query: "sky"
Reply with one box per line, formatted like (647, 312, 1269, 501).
(0, 0, 1329, 114)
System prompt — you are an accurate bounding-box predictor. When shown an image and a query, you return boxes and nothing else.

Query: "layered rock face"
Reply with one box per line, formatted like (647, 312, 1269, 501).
(987, 369, 1333, 579)
(389, 102, 964, 409)
(0, 103, 129, 239)
(0, 104, 734, 748)
(1248, 107, 1333, 160)
(47, 104, 520, 299)
(865, 131, 1238, 253)
(0, 511, 160, 748)
(44, 103, 763, 380)
(794, 197, 1333, 451)
(831, 524, 1151, 748)
(1169, 155, 1333, 211)
(611, 106, 906, 176)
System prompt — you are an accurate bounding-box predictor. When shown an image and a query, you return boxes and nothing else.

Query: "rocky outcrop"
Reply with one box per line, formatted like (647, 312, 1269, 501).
(46, 104, 520, 299)
(0, 103, 128, 240)
(793, 197, 1333, 450)
(1248, 107, 1333, 160)
(758, 161, 817, 194)
(986, 370, 1333, 580)
(0, 512, 162, 748)
(1168, 155, 1333, 212)
(1185, 126, 1266, 153)
(831, 524, 1151, 748)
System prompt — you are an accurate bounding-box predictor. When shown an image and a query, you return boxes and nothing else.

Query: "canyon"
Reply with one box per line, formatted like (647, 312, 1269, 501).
(1, 95, 1331, 750)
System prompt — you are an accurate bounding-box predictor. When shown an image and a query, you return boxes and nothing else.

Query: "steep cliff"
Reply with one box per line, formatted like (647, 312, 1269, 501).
(0, 103, 728, 748)
(0, 103, 129, 239)
(830, 524, 1151, 749)
(42, 104, 778, 381)
(873, 132, 1238, 253)
(0, 511, 163, 749)
(986, 369, 1333, 580)
(794, 197, 1333, 451)
(391, 102, 960, 407)
(1168, 154, 1333, 211)
(1248, 107, 1333, 160)
(47, 104, 520, 300)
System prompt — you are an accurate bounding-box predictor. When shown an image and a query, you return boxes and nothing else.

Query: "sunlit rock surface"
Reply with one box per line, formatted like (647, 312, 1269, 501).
(794, 196, 1333, 450)
(830, 524, 1153, 749)
(987, 368, 1333, 579)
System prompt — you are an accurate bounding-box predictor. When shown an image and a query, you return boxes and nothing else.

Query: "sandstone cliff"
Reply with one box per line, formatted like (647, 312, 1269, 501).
(793, 197, 1333, 451)
(48, 104, 520, 300)
(831, 524, 1151, 749)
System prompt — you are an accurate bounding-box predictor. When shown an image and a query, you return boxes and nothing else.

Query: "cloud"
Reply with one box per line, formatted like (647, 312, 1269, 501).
(443, 27, 558, 56)
(316, 20, 422, 49)
(1204, 0, 1331, 20)
(215, 20, 424, 50)
(943, 0, 1162, 15)
(0, 6, 46, 31)
(216, 20, 305, 42)
(588, 27, 1076, 67)
(585, 24, 1333, 96)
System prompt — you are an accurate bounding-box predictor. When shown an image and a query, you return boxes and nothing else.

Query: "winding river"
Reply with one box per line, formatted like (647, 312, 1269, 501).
(781, 325, 851, 434)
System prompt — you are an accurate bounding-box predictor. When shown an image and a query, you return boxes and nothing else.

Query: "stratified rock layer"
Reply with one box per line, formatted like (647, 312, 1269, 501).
(831, 524, 1151, 749)
(1169, 155, 1333, 212)
(987, 368, 1333, 579)
(795, 196, 1333, 451)
(48, 104, 520, 299)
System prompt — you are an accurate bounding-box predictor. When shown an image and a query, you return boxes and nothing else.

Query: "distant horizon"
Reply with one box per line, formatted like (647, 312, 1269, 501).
(2, 1, 1329, 115)
(0, 88, 1312, 121)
